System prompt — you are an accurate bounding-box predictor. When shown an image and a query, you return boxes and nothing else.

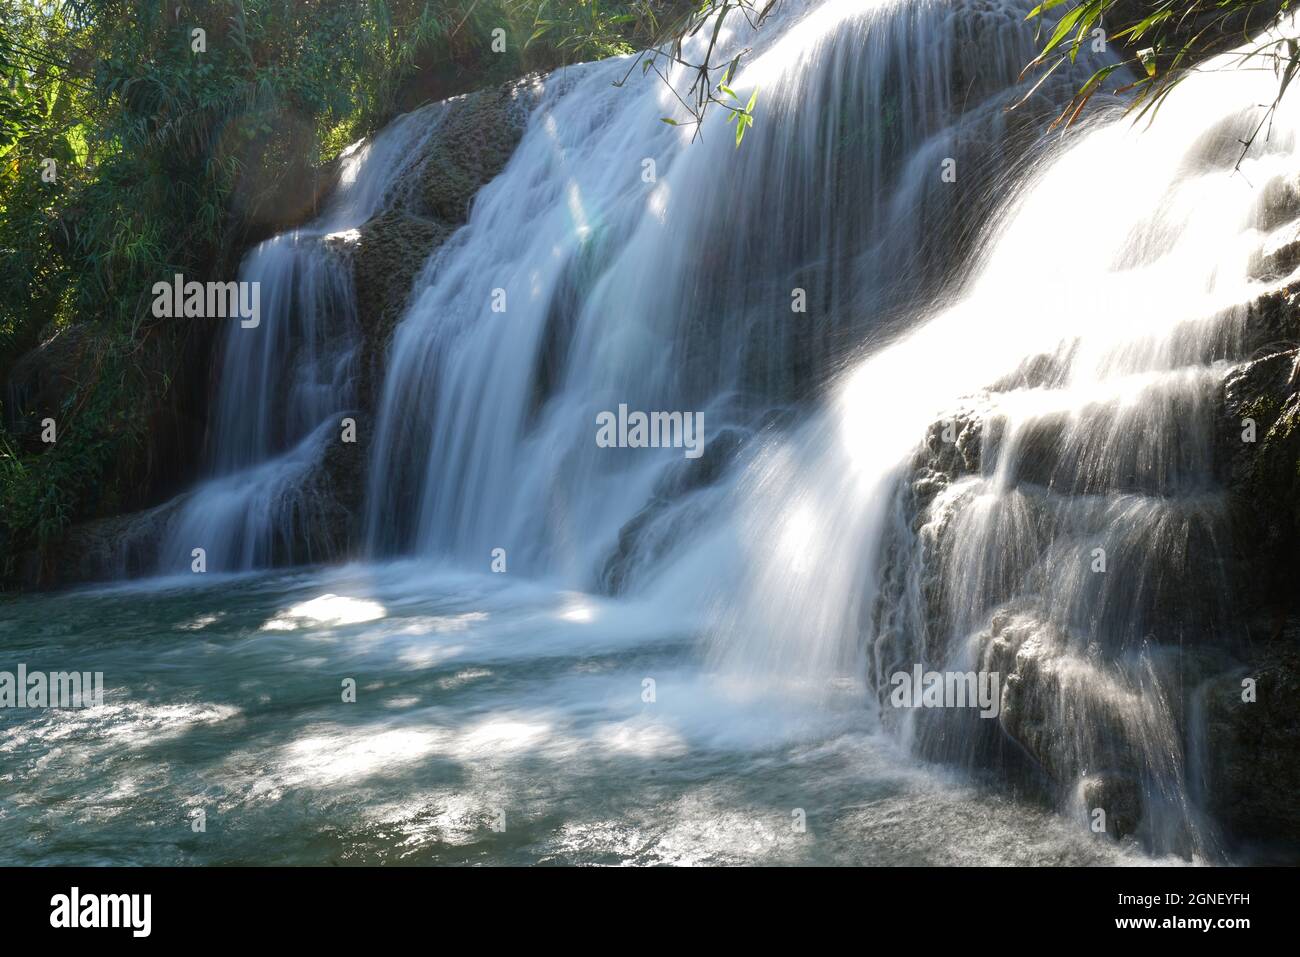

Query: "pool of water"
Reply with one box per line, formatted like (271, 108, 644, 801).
(0, 564, 1169, 865)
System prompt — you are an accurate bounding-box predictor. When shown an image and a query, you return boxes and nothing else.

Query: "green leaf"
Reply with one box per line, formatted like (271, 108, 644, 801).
(1025, 0, 1069, 19)
(1042, 5, 1089, 56)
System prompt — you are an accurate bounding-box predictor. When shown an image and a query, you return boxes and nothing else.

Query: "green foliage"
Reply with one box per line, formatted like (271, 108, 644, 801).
(1024, 1, 1293, 156)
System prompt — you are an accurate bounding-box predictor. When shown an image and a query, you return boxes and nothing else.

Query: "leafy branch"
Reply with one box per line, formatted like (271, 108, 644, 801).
(614, 0, 779, 145)
(1022, 0, 1295, 168)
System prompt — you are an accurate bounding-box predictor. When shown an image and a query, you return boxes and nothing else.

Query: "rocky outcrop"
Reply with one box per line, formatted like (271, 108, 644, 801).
(295, 413, 371, 561)
(348, 212, 450, 401)
(1202, 636, 1300, 844)
(1216, 313, 1300, 635)
(876, 279, 1300, 853)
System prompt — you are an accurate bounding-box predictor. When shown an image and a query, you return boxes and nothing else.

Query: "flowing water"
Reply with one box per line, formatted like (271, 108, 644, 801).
(0, 566, 1162, 865)
(159, 104, 446, 571)
(4, 0, 1298, 864)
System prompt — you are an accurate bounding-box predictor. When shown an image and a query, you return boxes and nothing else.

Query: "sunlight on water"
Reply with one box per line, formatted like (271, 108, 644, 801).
(0, 569, 1171, 865)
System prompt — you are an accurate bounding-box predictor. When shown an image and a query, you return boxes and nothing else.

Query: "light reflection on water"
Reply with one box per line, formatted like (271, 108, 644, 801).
(0, 565, 1165, 866)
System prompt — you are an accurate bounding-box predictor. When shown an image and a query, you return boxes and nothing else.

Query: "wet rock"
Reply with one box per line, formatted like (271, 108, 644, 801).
(304, 413, 370, 559)
(416, 79, 538, 222)
(988, 351, 1066, 393)
(652, 427, 749, 499)
(913, 399, 986, 490)
(1202, 636, 1300, 843)
(1253, 170, 1300, 233)
(345, 212, 451, 408)
(1250, 224, 1300, 283)
(1217, 345, 1300, 634)
(974, 609, 1138, 794)
(600, 426, 750, 594)
(1239, 288, 1300, 359)
(1080, 773, 1142, 840)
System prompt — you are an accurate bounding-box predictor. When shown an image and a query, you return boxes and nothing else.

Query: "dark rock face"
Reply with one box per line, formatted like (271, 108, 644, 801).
(1216, 325, 1300, 633)
(1079, 772, 1142, 841)
(298, 414, 371, 562)
(347, 212, 450, 407)
(1202, 638, 1300, 844)
(1200, 293, 1300, 851)
(416, 80, 538, 222)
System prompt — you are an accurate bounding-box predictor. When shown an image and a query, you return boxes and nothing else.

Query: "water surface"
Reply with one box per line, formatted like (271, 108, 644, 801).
(0, 566, 1164, 866)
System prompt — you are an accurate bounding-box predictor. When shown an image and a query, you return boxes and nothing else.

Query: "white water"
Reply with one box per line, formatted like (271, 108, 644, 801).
(92, 0, 1300, 860)
(681, 8, 1300, 858)
(364, 0, 1092, 578)
(158, 105, 446, 570)
(0, 566, 1168, 865)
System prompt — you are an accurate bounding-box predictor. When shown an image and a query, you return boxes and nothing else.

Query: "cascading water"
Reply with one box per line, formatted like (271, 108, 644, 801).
(157, 104, 445, 572)
(676, 11, 1300, 859)
(364, 0, 1099, 581)
(35, 0, 1298, 864)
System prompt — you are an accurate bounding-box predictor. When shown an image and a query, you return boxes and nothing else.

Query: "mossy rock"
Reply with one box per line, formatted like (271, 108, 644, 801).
(416, 79, 537, 222)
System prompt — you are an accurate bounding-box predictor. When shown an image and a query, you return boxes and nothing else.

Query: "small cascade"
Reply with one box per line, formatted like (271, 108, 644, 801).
(157, 105, 445, 572)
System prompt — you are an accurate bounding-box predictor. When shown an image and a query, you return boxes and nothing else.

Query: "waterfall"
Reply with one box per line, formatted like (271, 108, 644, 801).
(132, 0, 1300, 857)
(364, 0, 1099, 579)
(158, 105, 445, 571)
(684, 11, 1300, 858)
